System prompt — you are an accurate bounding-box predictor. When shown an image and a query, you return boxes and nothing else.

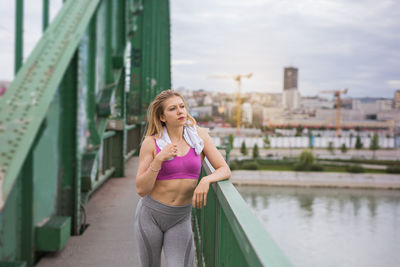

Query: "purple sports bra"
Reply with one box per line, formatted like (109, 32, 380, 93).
(154, 138, 202, 180)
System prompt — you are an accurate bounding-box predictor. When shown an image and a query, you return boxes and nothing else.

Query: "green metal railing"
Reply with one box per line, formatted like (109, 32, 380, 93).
(0, 0, 170, 265)
(193, 158, 292, 267)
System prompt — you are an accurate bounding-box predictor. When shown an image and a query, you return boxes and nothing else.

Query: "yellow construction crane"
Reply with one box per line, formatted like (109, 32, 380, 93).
(318, 88, 348, 136)
(209, 73, 253, 134)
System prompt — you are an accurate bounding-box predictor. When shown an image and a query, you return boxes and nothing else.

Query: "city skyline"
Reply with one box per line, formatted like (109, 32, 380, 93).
(171, 0, 400, 98)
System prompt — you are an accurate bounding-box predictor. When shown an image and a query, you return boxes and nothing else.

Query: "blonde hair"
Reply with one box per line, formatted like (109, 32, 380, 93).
(145, 89, 196, 138)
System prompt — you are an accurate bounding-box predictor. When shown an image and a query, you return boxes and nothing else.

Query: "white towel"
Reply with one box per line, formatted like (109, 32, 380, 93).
(155, 122, 204, 159)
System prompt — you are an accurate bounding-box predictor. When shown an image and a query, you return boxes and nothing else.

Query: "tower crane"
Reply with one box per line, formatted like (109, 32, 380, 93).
(318, 88, 348, 136)
(209, 73, 253, 134)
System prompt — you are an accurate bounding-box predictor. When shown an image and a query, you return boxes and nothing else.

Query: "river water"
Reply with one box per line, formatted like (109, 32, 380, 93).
(236, 185, 400, 267)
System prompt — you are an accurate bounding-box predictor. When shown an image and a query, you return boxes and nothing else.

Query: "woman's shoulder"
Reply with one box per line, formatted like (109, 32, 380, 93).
(195, 125, 210, 140)
(141, 136, 156, 151)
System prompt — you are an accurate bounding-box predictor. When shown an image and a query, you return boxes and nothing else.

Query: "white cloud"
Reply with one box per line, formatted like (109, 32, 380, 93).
(0, 26, 11, 39)
(172, 60, 197, 66)
(386, 80, 400, 88)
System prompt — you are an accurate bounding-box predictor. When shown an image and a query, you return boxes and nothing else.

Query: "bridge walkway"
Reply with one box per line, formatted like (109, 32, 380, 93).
(36, 157, 168, 267)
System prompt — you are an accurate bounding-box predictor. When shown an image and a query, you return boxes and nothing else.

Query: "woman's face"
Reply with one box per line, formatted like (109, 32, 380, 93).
(160, 96, 187, 126)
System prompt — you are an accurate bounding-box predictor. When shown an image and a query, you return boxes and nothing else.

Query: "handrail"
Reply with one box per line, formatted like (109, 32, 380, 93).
(126, 124, 137, 131)
(193, 158, 292, 267)
(0, 0, 101, 210)
(103, 131, 116, 140)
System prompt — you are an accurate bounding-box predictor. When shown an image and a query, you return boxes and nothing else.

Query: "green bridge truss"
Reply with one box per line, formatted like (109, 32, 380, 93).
(0, 0, 291, 266)
(0, 0, 170, 265)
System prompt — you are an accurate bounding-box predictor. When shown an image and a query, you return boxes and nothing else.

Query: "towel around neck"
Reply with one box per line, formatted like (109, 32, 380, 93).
(155, 122, 204, 159)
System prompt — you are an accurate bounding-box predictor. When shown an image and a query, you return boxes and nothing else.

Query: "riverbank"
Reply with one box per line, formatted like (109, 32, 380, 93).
(230, 170, 400, 189)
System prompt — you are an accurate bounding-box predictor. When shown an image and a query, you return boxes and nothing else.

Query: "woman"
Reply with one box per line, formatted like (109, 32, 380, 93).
(134, 90, 231, 267)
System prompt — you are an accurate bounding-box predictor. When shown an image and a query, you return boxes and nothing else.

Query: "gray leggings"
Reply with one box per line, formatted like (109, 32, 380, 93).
(134, 195, 195, 267)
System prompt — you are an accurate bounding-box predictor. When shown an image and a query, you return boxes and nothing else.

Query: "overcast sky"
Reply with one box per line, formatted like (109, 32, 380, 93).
(0, 0, 63, 82)
(1, 1, 399, 99)
(170, 0, 400, 98)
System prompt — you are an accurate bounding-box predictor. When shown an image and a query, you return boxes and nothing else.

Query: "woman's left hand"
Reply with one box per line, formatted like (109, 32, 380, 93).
(192, 177, 210, 209)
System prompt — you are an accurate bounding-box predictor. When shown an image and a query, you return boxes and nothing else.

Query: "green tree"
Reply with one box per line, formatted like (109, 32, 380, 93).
(294, 150, 315, 170)
(369, 133, 380, 159)
(340, 143, 347, 154)
(264, 135, 270, 149)
(328, 141, 335, 155)
(300, 150, 314, 166)
(355, 135, 363, 149)
(252, 144, 259, 159)
(296, 124, 304, 136)
(355, 135, 363, 158)
(228, 134, 234, 149)
(240, 141, 248, 156)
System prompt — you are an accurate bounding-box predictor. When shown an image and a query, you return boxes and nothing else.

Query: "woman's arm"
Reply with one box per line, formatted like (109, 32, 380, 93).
(135, 136, 161, 197)
(136, 136, 178, 197)
(192, 126, 231, 208)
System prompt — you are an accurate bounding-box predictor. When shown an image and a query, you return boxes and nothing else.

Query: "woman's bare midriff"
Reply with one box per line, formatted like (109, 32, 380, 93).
(149, 179, 198, 206)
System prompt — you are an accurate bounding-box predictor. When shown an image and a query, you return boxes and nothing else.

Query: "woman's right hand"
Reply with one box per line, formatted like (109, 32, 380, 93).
(155, 143, 178, 162)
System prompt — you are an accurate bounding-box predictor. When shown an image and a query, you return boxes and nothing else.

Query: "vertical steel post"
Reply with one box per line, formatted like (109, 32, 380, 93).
(42, 0, 49, 32)
(116, 0, 126, 55)
(111, 73, 126, 177)
(166, 0, 171, 89)
(142, 0, 151, 109)
(104, 0, 113, 84)
(130, 0, 144, 121)
(15, 0, 23, 74)
(150, 0, 156, 98)
(156, 0, 160, 93)
(21, 122, 46, 266)
(21, 153, 34, 267)
(151, 0, 156, 96)
(87, 14, 100, 146)
(60, 53, 80, 234)
(158, 0, 164, 92)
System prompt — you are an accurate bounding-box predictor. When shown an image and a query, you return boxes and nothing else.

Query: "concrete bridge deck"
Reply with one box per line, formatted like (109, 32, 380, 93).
(36, 157, 168, 267)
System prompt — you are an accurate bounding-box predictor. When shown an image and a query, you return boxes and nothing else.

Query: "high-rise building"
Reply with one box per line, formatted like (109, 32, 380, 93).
(283, 67, 298, 90)
(282, 67, 300, 109)
(394, 90, 400, 109)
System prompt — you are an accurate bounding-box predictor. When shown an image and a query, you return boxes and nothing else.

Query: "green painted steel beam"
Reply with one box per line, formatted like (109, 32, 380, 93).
(104, 0, 113, 84)
(15, 0, 23, 74)
(125, 124, 136, 131)
(63, 52, 81, 235)
(116, 0, 126, 56)
(166, 0, 171, 89)
(0, 262, 26, 267)
(42, 0, 49, 32)
(143, 0, 152, 109)
(129, 0, 144, 120)
(87, 15, 101, 146)
(124, 148, 137, 162)
(20, 152, 34, 267)
(89, 167, 115, 197)
(35, 216, 71, 252)
(103, 131, 116, 140)
(0, 0, 101, 211)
